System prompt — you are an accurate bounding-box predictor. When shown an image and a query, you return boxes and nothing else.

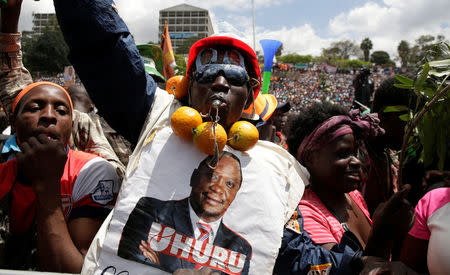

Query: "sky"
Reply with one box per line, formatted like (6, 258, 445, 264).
(19, 0, 450, 60)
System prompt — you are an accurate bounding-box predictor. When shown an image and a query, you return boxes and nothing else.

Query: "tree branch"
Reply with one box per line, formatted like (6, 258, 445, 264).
(398, 83, 450, 184)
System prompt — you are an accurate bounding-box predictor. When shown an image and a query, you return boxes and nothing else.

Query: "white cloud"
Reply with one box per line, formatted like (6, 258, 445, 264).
(257, 25, 332, 56)
(18, 0, 449, 60)
(328, 0, 450, 58)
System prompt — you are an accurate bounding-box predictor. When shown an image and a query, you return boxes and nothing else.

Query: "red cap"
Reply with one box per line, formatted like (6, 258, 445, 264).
(186, 35, 261, 98)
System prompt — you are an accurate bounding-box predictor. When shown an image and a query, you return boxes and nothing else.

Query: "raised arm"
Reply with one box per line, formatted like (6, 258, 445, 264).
(53, 0, 157, 145)
(0, 0, 33, 123)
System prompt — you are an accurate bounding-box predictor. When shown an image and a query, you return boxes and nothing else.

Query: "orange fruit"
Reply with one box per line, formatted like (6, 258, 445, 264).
(166, 75, 189, 99)
(193, 122, 227, 155)
(171, 107, 203, 140)
(228, 121, 259, 151)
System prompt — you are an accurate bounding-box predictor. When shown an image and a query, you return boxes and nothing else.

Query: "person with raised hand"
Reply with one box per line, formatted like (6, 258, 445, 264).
(53, 0, 307, 274)
(0, 1, 119, 271)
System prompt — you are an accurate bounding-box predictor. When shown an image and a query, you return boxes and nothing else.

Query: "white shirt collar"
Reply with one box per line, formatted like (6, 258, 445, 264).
(188, 199, 222, 244)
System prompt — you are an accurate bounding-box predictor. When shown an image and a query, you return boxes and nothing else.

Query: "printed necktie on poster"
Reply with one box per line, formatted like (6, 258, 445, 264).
(196, 222, 213, 269)
(197, 222, 212, 242)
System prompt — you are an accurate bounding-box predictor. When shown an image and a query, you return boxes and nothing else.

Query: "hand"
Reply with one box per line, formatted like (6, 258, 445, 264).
(361, 256, 419, 275)
(16, 134, 67, 207)
(173, 267, 220, 275)
(366, 185, 414, 258)
(1, 0, 23, 33)
(139, 240, 160, 265)
(372, 184, 414, 238)
(3, 0, 23, 9)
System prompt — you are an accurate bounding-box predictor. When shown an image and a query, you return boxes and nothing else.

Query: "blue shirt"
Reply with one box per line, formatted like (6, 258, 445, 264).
(2, 135, 20, 161)
(54, 0, 157, 145)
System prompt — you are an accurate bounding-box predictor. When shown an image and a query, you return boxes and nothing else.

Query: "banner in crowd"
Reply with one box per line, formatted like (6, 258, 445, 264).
(161, 20, 176, 79)
(63, 65, 76, 87)
(260, 39, 282, 94)
(324, 64, 337, 74)
(87, 93, 306, 274)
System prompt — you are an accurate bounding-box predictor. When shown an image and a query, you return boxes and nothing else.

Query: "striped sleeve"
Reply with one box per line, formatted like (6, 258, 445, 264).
(299, 201, 338, 245)
(349, 190, 372, 224)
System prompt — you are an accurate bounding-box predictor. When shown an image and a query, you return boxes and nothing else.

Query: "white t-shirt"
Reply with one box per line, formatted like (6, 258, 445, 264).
(82, 88, 307, 275)
(409, 187, 450, 275)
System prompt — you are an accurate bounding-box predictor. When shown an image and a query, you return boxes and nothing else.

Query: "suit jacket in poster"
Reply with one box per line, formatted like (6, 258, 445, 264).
(118, 197, 252, 274)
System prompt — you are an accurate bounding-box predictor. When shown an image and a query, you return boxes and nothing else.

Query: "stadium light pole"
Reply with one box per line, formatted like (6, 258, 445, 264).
(252, 0, 256, 50)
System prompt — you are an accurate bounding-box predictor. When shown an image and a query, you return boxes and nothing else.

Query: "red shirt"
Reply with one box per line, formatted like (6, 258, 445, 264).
(0, 149, 119, 234)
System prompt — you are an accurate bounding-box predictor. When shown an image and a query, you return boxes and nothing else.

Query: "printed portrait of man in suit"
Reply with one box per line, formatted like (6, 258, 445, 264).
(117, 151, 252, 274)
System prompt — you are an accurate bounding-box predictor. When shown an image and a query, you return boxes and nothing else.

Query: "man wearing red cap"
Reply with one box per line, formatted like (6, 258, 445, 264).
(52, 1, 307, 274)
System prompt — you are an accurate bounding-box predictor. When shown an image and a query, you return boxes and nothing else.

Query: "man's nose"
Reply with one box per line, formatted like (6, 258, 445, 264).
(209, 179, 225, 194)
(211, 75, 230, 94)
(39, 105, 57, 124)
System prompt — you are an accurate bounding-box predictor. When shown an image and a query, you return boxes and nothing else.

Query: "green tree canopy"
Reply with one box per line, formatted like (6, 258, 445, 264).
(397, 40, 410, 68)
(360, 37, 373, 62)
(275, 43, 283, 57)
(175, 36, 201, 55)
(255, 51, 264, 63)
(335, 59, 371, 69)
(174, 54, 187, 75)
(22, 18, 70, 75)
(409, 35, 447, 65)
(278, 53, 312, 64)
(370, 50, 392, 66)
(324, 40, 360, 60)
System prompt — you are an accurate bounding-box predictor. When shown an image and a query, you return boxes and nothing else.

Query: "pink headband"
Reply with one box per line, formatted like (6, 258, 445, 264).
(296, 109, 384, 164)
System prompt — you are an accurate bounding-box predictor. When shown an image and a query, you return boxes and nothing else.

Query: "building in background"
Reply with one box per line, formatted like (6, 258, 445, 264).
(32, 12, 58, 36)
(159, 4, 214, 52)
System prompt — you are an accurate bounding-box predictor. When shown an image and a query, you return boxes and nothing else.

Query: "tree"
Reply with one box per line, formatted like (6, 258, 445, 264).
(255, 51, 264, 63)
(22, 18, 70, 75)
(175, 36, 201, 55)
(173, 54, 187, 75)
(275, 43, 283, 57)
(278, 53, 312, 64)
(360, 38, 373, 62)
(395, 42, 450, 181)
(370, 50, 391, 66)
(335, 59, 371, 70)
(397, 40, 410, 68)
(328, 40, 360, 59)
(408, 35, 447, 65)
(321, 46, 340, 62)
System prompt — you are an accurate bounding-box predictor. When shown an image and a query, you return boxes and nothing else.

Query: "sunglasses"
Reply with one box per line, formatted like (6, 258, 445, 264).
(194, 64, 249, 86)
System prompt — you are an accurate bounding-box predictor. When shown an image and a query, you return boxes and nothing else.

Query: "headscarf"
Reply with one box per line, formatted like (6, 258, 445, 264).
(12, 81, 73, 114)
(296, 109, 385, 164)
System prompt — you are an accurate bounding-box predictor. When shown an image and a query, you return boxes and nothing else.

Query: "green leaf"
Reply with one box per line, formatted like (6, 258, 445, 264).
(428, 59, 450, 68)
(423, 87, 436, 97)
(429, 69, 450, 77)
(416, 63, 430, 88)
(383, 105, 410, 112)
(394, 83, 413, 89)
(395, 74, 414, 85)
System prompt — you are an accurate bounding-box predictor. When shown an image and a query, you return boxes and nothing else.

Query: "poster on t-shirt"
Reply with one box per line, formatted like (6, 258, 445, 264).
(64, 65, 76, 87)
(93, 124, 306, 275)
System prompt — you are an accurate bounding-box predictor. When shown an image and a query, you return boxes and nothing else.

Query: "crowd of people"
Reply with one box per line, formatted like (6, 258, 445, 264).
(33, 74, 83, 87)
(0, 0, 449, 275)
(269, 66, 390, 112)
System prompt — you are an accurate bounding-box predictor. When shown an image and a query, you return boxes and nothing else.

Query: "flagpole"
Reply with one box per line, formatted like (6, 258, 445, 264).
(252, 0, 256, 50)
